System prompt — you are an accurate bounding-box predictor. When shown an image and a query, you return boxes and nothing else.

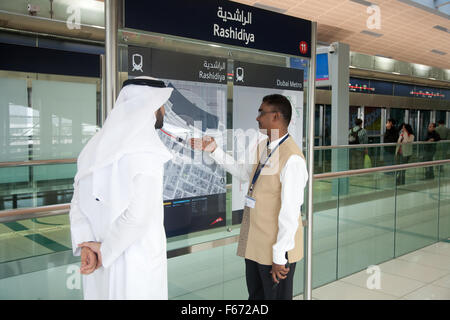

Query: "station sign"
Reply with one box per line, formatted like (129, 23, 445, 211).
(128, 46, 228, 84)
(124, 0, 312, 58)
(233, 61, 304, 91)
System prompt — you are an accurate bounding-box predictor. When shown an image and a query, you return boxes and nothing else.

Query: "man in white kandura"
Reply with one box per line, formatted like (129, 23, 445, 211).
(69, 77, 173, 300)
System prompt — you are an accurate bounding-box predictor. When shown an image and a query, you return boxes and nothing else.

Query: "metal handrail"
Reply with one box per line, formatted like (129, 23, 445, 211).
(2, 158, 450, 221)
(0, 159, 77, 168)
(314, 159, 450, 180)
(0, 204, 70, 223)
(313, 140, 450, 150)
(0, 140, 448, 167)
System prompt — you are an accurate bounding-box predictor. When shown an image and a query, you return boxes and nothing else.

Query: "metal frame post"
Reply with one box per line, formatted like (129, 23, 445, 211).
(417, 110, 421, 140)
(319, 104, 324, 146)
(105, 0, 118, 118)
(431, 110, 436, 124)
(100, 54, 107, 125)
(304, 21, 317, 301)
(359, 106, 365, 127)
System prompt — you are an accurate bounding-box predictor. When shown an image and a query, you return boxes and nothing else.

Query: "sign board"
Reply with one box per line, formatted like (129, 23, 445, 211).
(124, 0, 312, 58)
(128, 46, 228, 237)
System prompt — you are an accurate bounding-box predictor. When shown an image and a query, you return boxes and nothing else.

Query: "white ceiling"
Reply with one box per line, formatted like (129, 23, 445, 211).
(232, 0, 450, 70)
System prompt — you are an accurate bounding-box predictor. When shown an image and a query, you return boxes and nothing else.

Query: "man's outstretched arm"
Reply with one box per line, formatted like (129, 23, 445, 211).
(190, 136, 256, 183)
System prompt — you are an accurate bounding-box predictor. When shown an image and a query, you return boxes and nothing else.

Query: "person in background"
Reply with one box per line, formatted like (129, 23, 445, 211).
(435, 119, 449, 162)
(395, 124, 414, 185)
(348, 118, 368, 169)
(383, 118, 399, 168)
(423, 123, 441, 179)
(435, 119, 449, 141)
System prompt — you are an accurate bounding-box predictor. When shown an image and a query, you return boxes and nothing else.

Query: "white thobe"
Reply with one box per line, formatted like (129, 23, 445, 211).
(209, 134, 308, 265)
(70, 165, 167, 300)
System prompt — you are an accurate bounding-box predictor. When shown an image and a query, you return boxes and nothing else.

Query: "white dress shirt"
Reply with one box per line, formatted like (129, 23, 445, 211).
(209, 133, 308, 265)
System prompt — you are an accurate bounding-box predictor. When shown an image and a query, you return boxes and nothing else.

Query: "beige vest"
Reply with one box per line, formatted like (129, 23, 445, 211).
(237, 136, 305, 265)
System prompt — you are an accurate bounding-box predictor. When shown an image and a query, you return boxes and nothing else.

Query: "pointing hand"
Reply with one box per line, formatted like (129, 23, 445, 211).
(189, 136, 217, 152)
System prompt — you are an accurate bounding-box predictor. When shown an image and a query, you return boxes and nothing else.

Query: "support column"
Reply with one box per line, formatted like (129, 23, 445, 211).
(105, 0, 118, 119)
(330, 42, 350, 196)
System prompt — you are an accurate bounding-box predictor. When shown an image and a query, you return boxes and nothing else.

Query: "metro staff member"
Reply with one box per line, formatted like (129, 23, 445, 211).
(191, 94, 308, 300)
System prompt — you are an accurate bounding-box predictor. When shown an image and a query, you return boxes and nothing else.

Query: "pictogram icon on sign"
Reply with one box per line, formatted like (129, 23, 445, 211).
(299, 41, 308, 55)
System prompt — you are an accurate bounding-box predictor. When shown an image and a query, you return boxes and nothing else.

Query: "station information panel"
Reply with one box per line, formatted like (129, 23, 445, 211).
(129, 46, 228, 237)
(231, 61, 304, 218)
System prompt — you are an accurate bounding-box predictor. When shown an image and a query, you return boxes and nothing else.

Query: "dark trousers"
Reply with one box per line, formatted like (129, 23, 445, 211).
(424, 153, 435, 179)
(396, 155, 410, 185)
(245, 259, 296, 300)
(349, 149, 364, 170)
(384, 151, 395, 167)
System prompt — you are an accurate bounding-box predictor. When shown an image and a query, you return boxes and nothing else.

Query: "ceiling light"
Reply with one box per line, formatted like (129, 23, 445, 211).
(414, 63, 431, 71)
(361, 30, 383, 37)
(431, 49, 447, 55)
(350, 0, 374, 6)
(253, 3, 287, 14)
(375, 54, 392, 59)
(433, 25, 450, 34)
(58, 0, 104, 11)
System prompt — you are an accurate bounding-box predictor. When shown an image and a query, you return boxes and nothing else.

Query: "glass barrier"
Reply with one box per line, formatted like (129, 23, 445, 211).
(0, 214, 71, 264)
(326, 163, 449, 284)
(395, 165, 440, 257)
(0, 71, 100, 210)
(337, 172, 396, 278)
(1, 162, 449, 299)
(311, 178, 338, 288)
(0, 163, 76, 210)
(314, 141, 450, 174)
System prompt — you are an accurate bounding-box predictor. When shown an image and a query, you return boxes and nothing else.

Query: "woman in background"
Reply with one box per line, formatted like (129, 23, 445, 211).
(395, 123, 415, 185)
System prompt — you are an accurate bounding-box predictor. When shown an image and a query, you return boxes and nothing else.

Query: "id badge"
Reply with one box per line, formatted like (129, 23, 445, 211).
(245, 195, 256, 209)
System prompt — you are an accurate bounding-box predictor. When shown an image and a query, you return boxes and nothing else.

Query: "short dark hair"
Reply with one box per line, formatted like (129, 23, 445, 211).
(438, 119, 445, 125)
(262, 94, 292, 125)
(403, 124, 413, 135)
(355, 118, 363, 126)
(387, 118, 396, 125)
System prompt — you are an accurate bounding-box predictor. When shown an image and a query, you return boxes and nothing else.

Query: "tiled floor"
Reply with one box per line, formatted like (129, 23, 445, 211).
(307, 242, 450, 300)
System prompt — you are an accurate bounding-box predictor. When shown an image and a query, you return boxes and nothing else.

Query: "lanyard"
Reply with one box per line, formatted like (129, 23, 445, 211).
(249, 134, 289, 194)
